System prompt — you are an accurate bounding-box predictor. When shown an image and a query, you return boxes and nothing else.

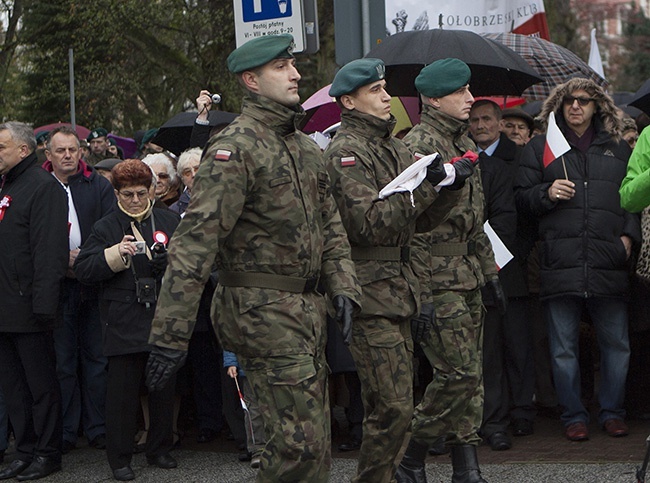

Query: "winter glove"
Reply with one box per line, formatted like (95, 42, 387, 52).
(425, 154, 447, 186)
(145, 345, 188, 392)
(411, 303, 436, 344)
(446, 158, 475, 190)
(333, 295, 355, 346)
(487, 278, 508, 316)
(148, 245, 168, 280)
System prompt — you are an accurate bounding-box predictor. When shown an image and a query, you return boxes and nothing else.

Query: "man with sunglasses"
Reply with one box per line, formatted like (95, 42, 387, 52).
(515, 78, 640, 442)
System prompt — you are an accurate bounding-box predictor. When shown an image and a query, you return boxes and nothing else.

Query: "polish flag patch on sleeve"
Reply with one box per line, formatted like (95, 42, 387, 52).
(214, 149, 232, 161)
(340, 156, 356, 167)
(414, 153, 424, 161)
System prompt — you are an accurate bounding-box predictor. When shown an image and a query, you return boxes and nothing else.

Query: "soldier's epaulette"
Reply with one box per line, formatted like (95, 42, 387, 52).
(214, 149, 232, 161)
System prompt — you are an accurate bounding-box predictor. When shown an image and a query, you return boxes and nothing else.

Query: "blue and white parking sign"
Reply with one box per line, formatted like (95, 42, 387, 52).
(233, 0, 305, 52)
(242, 0, 292, 22)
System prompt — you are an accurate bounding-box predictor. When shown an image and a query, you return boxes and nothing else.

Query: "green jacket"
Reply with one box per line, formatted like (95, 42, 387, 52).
(149, 94, 361, 357)
(403, 105, 497, 301)
(324, 109, 457, 319)
(620, 126, 650, 213)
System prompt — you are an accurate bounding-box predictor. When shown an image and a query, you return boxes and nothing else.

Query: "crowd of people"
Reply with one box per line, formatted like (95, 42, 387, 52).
(0, 32, 649, 483)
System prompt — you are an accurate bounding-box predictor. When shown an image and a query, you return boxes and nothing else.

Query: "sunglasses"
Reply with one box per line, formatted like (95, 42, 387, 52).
(563, 96, 596, 107)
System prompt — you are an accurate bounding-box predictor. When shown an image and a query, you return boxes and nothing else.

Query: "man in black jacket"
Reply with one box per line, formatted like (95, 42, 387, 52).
(0, 122, 69, 480)
(469, 100, 536, 452)
(43, 126, 115, 454)
(515, 78, 640, 442)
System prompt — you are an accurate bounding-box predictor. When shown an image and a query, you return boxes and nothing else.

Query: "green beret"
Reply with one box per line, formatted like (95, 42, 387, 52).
(227, 34, 295, 73)
(329, 58, 386, 97)
(141, 128, 159, 149)
(415, 58, 471, 98)
(35, 131, 49, 145)
(87, 127, 108, 142)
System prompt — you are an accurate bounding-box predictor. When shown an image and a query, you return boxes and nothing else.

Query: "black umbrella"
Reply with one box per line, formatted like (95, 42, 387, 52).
(152, 110, 238, 156)
(629, 78, 650, 116)
(365, 29, 543, 97)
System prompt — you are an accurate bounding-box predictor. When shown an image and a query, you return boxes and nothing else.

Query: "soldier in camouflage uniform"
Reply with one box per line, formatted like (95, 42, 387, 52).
(143, 34, 362, 483)
(396, 59, 506, 483)
(324, 58, 474, 483)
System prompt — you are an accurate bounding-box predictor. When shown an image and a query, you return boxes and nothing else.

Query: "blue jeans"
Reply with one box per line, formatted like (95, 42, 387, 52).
(53, 279, 108, 443)
(0, 387, 7, 452)
(544, 296, 630, 426)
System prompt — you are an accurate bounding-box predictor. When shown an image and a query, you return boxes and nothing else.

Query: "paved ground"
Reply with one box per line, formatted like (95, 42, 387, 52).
(3, 408, 650, 482)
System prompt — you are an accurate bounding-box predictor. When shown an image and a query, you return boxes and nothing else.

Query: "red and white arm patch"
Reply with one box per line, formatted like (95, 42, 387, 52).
(340, 156, 356, 167)
(414, 152, 424, 161)
(214, 149, 232, 161)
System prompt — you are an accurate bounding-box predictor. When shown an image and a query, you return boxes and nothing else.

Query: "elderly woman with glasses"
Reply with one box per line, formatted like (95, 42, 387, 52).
(74, 159, 180, 481)
(142, 153, 180, 207)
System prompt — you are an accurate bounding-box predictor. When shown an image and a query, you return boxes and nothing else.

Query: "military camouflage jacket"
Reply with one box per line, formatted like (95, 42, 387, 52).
(324, 109, 457, 319)
(403, 105, 497, 301)
(149, 94, 361, 357)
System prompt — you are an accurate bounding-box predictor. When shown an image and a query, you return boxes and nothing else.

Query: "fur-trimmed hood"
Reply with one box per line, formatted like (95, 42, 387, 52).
(537, 78, 624, 142)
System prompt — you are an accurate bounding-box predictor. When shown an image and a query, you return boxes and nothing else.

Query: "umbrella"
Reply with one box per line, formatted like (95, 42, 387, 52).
(300, 84, 421, 135)
(364, 29, 543, 98)
(482, 32, 609, 100)
(34, 122, 90, 140)
(152, 110, 238, 156)
(108, 133, 138, 159)
(629, 78, 650, 116)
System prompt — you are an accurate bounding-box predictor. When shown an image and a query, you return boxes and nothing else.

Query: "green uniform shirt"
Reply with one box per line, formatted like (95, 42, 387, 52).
(324, 109, 457, 319)
(149, 94, 361, 357)
(404, 104, 497, 301)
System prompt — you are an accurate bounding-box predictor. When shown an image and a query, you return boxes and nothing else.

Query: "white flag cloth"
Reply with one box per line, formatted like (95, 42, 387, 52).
(483, 220, 513, 271)
(543, 112, 571, 168)
(588, 28, 605, 79)
(378, 153, 438, 206)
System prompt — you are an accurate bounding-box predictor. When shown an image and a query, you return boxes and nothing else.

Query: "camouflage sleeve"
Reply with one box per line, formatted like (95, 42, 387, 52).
(148, 142, 247, 351)
(319, 175, 362, 307)
(415, 188, 461, 233)
(326, 149, 439, 246)
(475, 227, 498, 280)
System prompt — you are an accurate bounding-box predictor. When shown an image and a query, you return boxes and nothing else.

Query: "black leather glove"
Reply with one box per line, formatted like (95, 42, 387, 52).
(447, 157, 476, 190)
(149, 246, 168, 280)
(145, 345, 188, 392)
(333, 295, 355, 346)
(425, 154, 446, 186)
(487, 278, 508, 316)
(411, 303, 435, 343)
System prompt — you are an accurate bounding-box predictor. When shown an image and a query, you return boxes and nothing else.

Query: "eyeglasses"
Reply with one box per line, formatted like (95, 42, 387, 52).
(156, 172, 171, 180)
(181, 166, 200, 177)
(118, 189, 149, 200)
(563, 96, 596, 107)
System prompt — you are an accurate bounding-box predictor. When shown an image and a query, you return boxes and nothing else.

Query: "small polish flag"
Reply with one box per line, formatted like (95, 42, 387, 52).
(543, 112, 571, 168)
(214, 149, 231, 161)
(341, 156, 356, 167)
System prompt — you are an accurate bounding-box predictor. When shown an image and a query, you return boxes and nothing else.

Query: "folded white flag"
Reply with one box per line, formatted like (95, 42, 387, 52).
(378, 153, 443, 207)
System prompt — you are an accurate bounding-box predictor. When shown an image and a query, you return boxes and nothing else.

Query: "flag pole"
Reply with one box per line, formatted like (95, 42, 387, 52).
(561, 156, 568, 180)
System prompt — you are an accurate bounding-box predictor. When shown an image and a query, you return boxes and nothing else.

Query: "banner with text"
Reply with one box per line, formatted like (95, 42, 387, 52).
(385, 0, 549, 39)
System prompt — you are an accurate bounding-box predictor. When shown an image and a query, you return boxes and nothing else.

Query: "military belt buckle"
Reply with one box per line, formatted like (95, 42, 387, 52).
(303, 276, 319, 293)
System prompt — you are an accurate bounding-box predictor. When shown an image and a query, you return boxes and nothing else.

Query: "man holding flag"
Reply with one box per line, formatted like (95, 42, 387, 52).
(515, 78, 640, 442)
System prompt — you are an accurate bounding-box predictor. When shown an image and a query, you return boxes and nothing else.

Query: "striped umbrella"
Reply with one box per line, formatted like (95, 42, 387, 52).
(482, 32, 608, 100)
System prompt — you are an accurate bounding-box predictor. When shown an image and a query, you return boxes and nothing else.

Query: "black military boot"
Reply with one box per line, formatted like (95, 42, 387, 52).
(450, 444, 488, 483)
(395, 438, 429, 483)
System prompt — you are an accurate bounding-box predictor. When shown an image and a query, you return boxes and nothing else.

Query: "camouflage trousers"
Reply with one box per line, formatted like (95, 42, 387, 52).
(349, 315, 414, 483)
(411, 289, 485, 447)
(241, 352, 331, 483)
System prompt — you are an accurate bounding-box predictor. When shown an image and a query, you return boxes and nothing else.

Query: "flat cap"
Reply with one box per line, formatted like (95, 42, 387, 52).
(94, 158, 122, 171)
(415, 58, 471, 99)
(227, 34, 295, 73)
(87, 127, 108, 141)
(329, 58, 386, 97)
(501, 108, 534, 132)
